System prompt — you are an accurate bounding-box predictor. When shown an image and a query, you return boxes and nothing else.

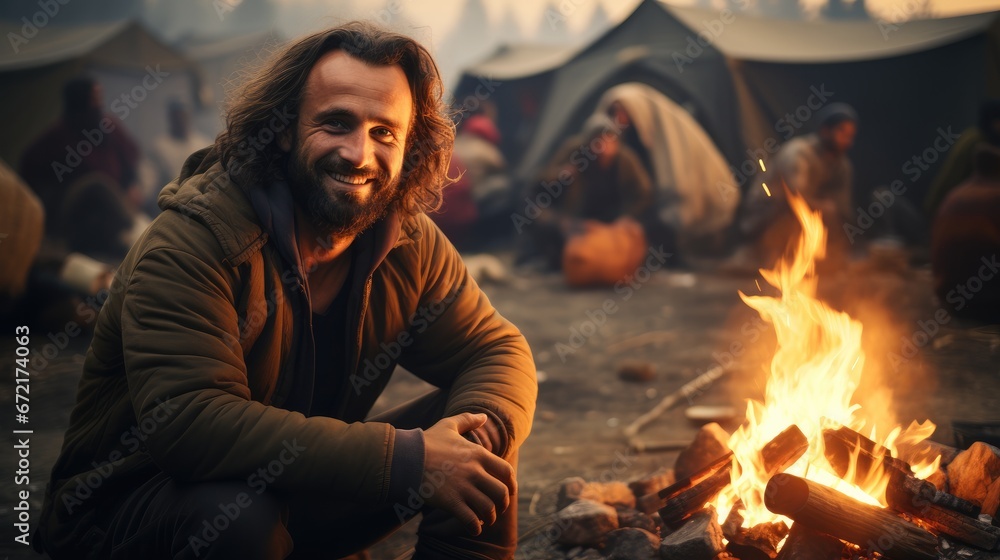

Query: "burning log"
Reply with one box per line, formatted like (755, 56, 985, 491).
(764, 473, 939, 560)
(885, 469, 981, 518)
(722, 505, 788, 559)
(658, 425, 808, 527)
(824, 426, 981, 518)
(822, 425, 911, 478)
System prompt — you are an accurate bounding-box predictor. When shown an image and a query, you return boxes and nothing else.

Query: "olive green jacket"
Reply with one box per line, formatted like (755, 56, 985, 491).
(37, 148, 536, 555)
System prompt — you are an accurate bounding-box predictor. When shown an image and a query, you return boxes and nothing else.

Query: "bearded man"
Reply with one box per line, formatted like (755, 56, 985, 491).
(35, 23, 536, 560)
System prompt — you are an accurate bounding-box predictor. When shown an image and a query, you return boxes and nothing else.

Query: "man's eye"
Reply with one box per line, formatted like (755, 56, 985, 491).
(326, 120, 347, 131)
(373, 128, 395, 140)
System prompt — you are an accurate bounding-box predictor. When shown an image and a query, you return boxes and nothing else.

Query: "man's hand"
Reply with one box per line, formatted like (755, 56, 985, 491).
(422, 413, 516, 535)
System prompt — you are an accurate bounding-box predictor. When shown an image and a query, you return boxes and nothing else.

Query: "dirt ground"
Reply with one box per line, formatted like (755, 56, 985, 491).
(1, 256, 998, 559)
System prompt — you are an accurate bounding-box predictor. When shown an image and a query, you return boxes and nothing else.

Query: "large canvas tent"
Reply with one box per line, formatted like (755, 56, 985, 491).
(669, 4, 999, 205)
(0, 20, 201, 167)
(486, 0, 745, 183)
(456, 0, 999, 210)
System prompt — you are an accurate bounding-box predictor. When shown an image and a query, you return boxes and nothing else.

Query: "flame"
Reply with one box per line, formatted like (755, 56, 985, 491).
(710, 191, 940, 529)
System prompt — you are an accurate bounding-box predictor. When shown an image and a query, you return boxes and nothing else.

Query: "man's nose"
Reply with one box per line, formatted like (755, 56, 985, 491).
(338, 130, 375, 169)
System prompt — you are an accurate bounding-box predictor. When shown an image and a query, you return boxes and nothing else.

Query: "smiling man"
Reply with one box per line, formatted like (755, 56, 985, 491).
(36, 23, 537, 560)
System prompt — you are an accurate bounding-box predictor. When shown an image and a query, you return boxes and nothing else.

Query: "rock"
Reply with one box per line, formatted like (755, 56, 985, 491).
(983, 477, 1000, 520)
(557, 477, 636, 510)
(674, 423, 731, 481)
(636, 492, 666, 515)
(947, 442, 1000, 506)
(659, 509, 725, 560)
(557, 477, 588, 510)
(553, 499, 619, 547)
(629, 467, 675, 499)
(617, 508, 658, 533)
(604, 528, 660, 560)
(617, 360, 656, 383)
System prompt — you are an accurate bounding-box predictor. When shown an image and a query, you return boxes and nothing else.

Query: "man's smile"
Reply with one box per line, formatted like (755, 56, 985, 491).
(327, 171, 375, 187)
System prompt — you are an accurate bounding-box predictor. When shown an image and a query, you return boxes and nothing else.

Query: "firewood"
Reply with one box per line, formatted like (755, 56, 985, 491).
(722, 505, 788, 559)
(885, 469, 981, 518)
(775, 523, 844, 560)
(886, 468, 1000, 550)
(825, 426, 981, 518)
(764, 473, 938, 560)
(822, 425, 911, 479)
(658, 425, 808, 528)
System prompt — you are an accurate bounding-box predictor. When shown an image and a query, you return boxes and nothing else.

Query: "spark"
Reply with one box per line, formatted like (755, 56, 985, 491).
(755, 279, 761, 292)
(758, 159, 766, 172)
(762, 183, 772, 197)
(851, 356, 860, 370)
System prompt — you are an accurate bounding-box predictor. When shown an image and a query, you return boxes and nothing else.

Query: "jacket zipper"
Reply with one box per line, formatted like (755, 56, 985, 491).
(336, 275, 372, 418)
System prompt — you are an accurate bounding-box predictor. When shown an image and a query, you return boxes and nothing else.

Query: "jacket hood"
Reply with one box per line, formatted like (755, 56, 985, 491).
(158, 146, 422, 274)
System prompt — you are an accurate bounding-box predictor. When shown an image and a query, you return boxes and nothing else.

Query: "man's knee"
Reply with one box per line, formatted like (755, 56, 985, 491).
(176, 483, 290, 559)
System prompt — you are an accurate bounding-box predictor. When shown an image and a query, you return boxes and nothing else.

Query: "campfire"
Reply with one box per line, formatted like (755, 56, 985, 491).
(538, 193, 1000, 560)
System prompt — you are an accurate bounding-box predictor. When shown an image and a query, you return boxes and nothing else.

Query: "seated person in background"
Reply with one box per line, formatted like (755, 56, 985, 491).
(925, 99, 1000, 219)
(526, 114, 653, 269)
(738, 103, 857, 268)
(453, 103, 512, 247)
(596, 83, 740, 256)
(931, 144, 1000, 322)
(19, 76, 141, 233)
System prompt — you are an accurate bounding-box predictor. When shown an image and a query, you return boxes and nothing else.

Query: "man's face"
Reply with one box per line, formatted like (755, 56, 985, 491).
(821, 120, 857, 155)
(283, 50, 413, 237)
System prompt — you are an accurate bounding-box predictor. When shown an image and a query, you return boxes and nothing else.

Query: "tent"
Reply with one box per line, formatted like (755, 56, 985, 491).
(668, 3, 999, 205)
(450, 42, 582, 168)
(0, 20, 202, 167)
(492, 0, 746, 185)
(455, 0, 999, 210)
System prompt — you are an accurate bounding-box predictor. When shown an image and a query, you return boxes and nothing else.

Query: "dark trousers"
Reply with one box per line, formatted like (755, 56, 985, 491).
(103, 390, 518, 559)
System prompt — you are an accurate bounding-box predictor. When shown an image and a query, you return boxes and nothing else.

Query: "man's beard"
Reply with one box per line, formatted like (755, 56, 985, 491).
(285, 145, 402, 238)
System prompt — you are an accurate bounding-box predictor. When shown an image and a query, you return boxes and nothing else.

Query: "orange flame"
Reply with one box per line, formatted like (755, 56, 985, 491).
(710, 192, 940, 529)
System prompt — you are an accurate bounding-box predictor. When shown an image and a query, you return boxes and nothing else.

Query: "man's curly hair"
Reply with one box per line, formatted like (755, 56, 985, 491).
(216, 22, 455, 216)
